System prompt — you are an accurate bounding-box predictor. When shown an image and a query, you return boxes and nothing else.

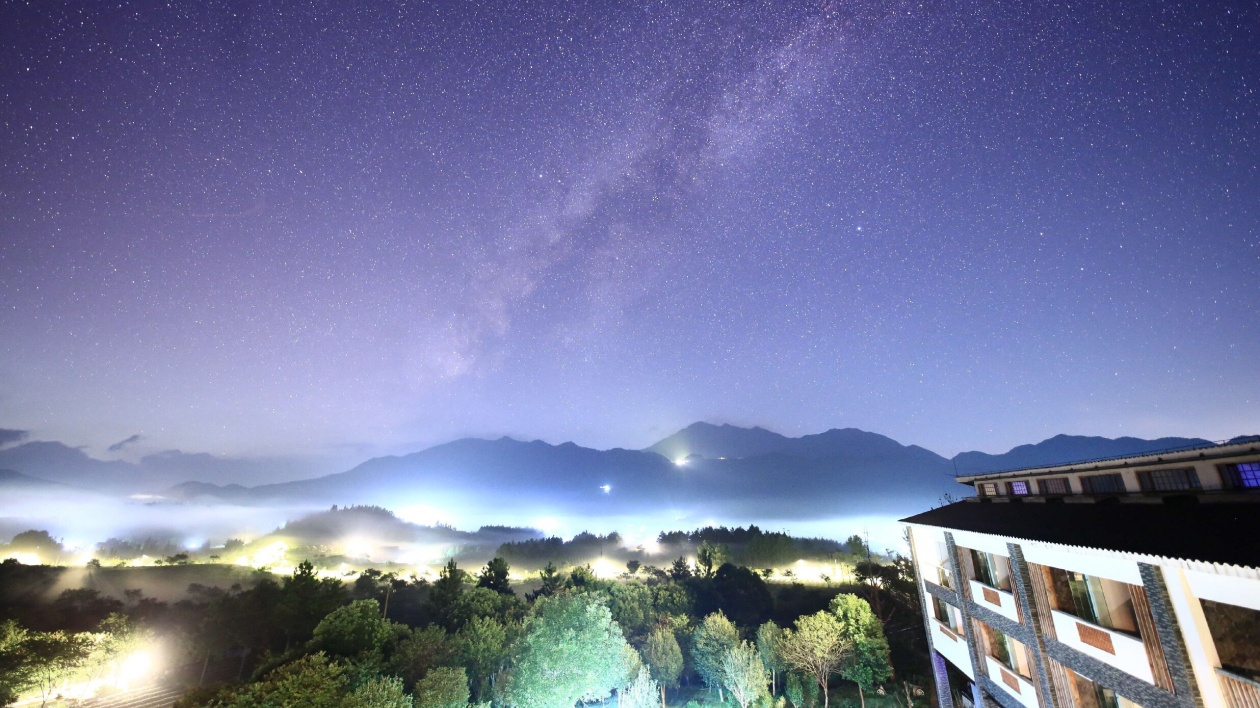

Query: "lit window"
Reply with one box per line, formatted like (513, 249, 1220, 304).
(980, 483, 999, 496)
(1223, 462, 1260, 490)
(1008, 481, 1030, 495)
(1137, 468, 1200, 492)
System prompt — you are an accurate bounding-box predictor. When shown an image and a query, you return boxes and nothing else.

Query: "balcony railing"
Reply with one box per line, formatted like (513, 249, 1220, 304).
(1218, 667, 1260, 708)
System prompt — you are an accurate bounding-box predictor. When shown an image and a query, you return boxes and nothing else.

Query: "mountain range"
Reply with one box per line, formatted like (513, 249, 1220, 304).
(0, 422, 1238, 528)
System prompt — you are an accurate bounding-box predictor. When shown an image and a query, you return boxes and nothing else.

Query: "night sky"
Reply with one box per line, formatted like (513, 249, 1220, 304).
(2, 0, 1257, 470)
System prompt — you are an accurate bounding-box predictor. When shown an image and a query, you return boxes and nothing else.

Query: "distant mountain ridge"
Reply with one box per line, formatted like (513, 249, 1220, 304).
(2, 425, 1253, 527)
(646, 422, 948, 466)
(951, 434, 1216, 475)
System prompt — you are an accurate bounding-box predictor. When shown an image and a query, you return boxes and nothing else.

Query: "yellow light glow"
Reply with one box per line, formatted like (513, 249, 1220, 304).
(3, 552, 40, 565)
(119, 650, 156, 687)
(343, 537, 372, 559)
(592, 558, 619, 579)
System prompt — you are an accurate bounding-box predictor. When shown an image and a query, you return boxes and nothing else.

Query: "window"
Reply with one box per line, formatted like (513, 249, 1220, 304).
(977, 621, 1033, 679)
(1039, 477, 1069, 495)
(1008, 480, 1030, 495)
(1045, 567, 1139, 634)
(932, 596, 962, 633)
(969, 548, 1012, 591)
(1080, 473, 1126, 494)
(1137, 468, 1200, 492)
(1201, 600, 1260, 681)
(1063, 664, 1141, 708)
(1221, 462, 1260, 490)
(979, 482, 999, 496)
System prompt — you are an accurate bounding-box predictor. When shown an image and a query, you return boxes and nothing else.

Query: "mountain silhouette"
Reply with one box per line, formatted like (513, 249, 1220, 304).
(951, 434, 1215, 475)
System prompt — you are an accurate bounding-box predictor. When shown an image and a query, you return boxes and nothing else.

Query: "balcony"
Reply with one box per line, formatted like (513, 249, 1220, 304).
(1049, 610, 1153, 683)
(984, 655, 1039, 708)
(1217, 667, 1260, 708)
(970, 579, 1020, 624)
(930, 619, 973, 678)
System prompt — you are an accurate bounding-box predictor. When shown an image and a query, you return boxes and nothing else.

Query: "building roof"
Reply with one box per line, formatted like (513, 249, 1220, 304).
(954, 438, 1260, 484)
(901, 499, 1260, 569)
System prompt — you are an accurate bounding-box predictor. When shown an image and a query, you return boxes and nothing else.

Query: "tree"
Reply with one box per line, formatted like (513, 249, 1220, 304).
(714, 563, 773, 628)
(786, 671, 821, 708)
(344, 675, 412, 708)
(414, 666, 470, 708)
(604, 581, 655, 640)
(691, 612, 738, 702)
(626, 560, 641, 576)
(8, 530, 63, 559)
(311, 599, 392, 658)
(527, 561, 565, 601)
(500, 593, 630, 708)
(220, 652, 347, 708)
(277, 561, 349, 649)
(388, 625, 453, 691)
(23, 630, 92, 707)
(844, 535, 869, 559)
(778, 611, 850, 708)
(722, 640, 769, 708)
(641, 626, 683, 708)
(621, 666, 660, 708)
(830, 595, 892, 708)
(668, 556, 693, 580)
(457, 615, 507, 702)
(0, 620, 32, 706)
(757, 620, 787, 695)
(477, 557, 513, 595)
(696, 541, 728, 579)
(429, 559, 467, 630)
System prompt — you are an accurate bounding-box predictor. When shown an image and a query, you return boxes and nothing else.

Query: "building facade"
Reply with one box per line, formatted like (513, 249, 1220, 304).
(901, 439, 1260, 708)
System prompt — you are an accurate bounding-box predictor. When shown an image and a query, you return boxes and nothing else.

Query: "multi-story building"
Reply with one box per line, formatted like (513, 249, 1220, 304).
(901, 439, 1260, 708)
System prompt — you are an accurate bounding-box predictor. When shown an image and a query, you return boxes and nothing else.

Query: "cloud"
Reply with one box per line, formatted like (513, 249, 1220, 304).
(0, 429, 29, 448)
(108, 434, 143, 453)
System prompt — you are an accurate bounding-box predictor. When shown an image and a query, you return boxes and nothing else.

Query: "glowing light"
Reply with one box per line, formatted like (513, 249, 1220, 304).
(674, 457, 688, 467)
(599, 484, 611, 494)
(119, 650, 156, 687)
(343, 537, 373, 559)
(642, 539, 660, 555)
(592, 557, 619, 579)
(534, 517, 560, 536)
(3, 552, 40, 565)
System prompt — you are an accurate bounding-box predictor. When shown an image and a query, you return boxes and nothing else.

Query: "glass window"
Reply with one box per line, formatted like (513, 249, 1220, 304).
(1008, 480, 1030, 495)
(1047, 567, 1139, 634)
(1201, 600, 1260, 681)
(979, 482, 999, 496)
(1222, 462, 1260, 490)
(969, 548, 1012, 591)
(1137, 468, 1200, 492)
(1039, 477, 1069, 495)
(1080, 473, 1126, 494)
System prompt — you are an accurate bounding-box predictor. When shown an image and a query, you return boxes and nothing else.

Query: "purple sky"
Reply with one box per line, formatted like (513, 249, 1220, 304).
(2, 0, 1257, 470)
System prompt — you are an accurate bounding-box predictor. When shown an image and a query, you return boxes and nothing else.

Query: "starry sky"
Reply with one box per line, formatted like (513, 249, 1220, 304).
(2, 0, 1257, 473)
